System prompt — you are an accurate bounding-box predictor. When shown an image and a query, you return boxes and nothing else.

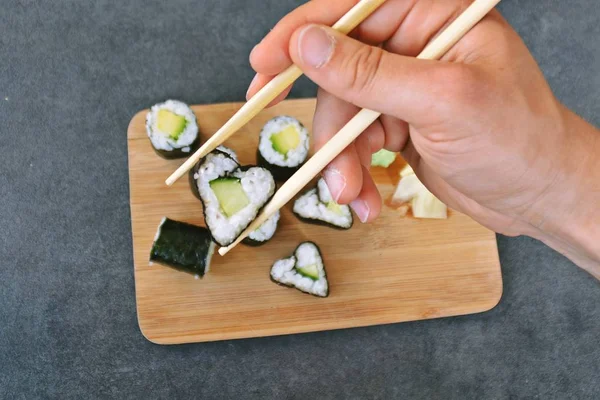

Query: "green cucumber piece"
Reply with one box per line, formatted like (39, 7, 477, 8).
(209, 177, 250, 217)
(296, 264, 319, 280)
(371, 149, 397, 167)
(270, 125, 300, 156)
(157, 109, 187, 140)
(326, 201, 344, 216)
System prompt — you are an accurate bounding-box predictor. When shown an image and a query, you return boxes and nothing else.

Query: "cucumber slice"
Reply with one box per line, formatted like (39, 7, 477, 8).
(326, 201, 344, 216)
(209, 177, 250, 217)
(296, 264, 319, 280)
(157, 109, 187, 140)
(270, 125, 300, 156)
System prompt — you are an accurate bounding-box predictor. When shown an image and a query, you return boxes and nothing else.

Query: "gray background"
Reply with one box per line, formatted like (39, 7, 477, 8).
(1, 0, 598, 398)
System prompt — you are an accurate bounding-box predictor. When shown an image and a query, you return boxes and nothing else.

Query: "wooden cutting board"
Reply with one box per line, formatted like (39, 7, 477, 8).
(127, 98, 502, 345)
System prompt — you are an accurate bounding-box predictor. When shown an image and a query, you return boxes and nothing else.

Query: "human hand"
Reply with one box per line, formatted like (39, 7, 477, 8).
(247, 0, 600, 274)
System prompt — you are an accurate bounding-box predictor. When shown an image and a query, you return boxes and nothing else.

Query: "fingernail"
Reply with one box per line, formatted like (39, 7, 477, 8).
(298, 25, 335, 69)
(350, 199, 370, 223)
(323, 168, 346, 203)
(246, 74, 259, 100)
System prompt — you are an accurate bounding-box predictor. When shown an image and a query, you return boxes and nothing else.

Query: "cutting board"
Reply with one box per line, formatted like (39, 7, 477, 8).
(127, 98, 502, 345)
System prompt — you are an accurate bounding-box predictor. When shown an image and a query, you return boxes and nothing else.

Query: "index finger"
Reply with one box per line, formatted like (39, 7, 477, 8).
(249, 0, 417, 76)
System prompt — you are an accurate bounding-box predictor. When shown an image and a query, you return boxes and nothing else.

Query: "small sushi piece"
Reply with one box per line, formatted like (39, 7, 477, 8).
(149, 217, 215, 278)
(257, 116, 310, 181)
(270, 242, 329, 297)
(293, 178, 353, 229)
(146, 100, 200, 159)
(189, 149, 239, 200)
(242, 210, 280, 246)
(192, 150, 276, 247)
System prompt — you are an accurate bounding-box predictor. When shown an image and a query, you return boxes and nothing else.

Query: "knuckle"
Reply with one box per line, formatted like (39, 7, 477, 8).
(339, 45, 385, 99)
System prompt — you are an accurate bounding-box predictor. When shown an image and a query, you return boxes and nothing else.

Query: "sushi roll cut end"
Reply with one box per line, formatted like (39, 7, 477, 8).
(150, 217, 215, 278)
(270, 242, 329, 297)
(258, 116, 310, 180)
(146, 100, 199, 159)
(194, 150, 276, 247)
(293, 178, 353, 229)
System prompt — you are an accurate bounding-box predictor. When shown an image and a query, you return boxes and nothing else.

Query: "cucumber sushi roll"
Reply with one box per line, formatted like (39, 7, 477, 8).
(193, 150, 276, 247)
(243, 210, 280, 246)
(150, 217, 215, 278)
(257, 116, 310, 181)
(146, 100, 200, 159)
(189, 148, 239, 200)
(270, 242, 329, 297)
(293, 178, 353, 229)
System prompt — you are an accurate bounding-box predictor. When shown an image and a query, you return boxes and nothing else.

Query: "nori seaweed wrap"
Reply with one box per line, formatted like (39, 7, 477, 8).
(149, 217, 215, 278)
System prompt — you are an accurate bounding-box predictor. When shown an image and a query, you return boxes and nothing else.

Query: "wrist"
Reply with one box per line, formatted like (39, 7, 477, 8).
(524, 106, 600, 276)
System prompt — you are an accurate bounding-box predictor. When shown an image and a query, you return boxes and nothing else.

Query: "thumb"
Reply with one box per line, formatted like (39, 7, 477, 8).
(289, 24, 453, 124)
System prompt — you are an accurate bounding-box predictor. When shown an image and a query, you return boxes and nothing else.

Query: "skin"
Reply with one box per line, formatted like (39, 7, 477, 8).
(247, 0, 600, 279)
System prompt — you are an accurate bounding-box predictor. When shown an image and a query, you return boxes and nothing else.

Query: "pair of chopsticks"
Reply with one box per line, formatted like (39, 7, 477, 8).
(166, 0, 502, 256)
(165, 0, 389, 187)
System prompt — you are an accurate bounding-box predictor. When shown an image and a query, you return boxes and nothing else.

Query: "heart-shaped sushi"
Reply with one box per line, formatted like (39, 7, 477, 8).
(292, 178, 353, 229)
(190, 150, 276, 247)
(270, 242, 329, 297)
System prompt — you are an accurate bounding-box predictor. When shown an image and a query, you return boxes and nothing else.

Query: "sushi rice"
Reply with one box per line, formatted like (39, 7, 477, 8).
(246, 209, 280, 245)
(146, 99, 198, 153)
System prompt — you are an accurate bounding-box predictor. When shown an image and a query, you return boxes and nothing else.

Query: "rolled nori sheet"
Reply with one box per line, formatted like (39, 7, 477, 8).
(149, 217, 215, 278)
(257, 149, 300, 182)
(153, 136, 200, 160)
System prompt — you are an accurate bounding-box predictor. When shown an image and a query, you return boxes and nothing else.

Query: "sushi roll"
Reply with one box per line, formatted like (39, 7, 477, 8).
(146, 100, 200, 159)
(192, 150, 276, 247)
(242, 210, 280, 246)
(150, 217, 215, 278)
(293, 178, 353, 229)
(257, 116, 310, 181)
(270, 242, 329, 297)
(189, 148, 239, 200)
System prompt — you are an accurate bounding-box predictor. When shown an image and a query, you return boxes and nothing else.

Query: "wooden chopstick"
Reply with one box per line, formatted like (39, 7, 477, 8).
(219, 0, 502, 256)
(165, 0, 389, 186)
